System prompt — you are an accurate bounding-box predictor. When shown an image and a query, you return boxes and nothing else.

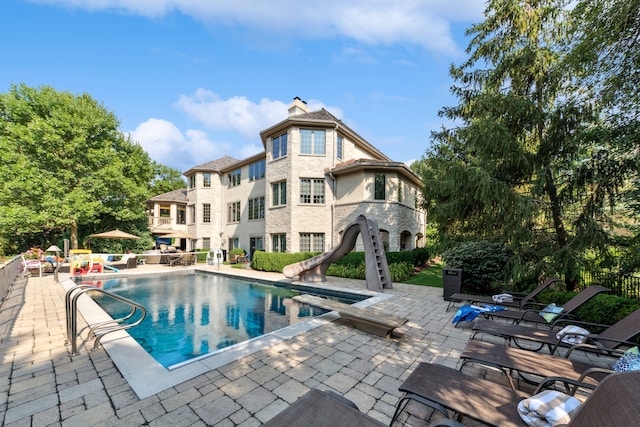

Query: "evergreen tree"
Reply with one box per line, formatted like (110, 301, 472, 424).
(419, 0, 638, 289)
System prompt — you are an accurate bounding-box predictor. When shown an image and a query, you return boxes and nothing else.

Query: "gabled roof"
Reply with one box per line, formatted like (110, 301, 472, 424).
(147, 188, 188, 203)
(183, 155, 240, 176)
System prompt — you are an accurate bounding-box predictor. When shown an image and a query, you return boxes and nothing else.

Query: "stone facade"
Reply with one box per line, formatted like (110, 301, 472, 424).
(147, 98, 426, 257)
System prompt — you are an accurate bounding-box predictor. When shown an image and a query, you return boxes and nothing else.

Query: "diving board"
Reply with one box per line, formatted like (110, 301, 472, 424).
(293, 294, 407, 338)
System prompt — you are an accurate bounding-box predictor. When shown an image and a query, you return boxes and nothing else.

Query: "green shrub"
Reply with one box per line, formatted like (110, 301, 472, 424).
(230, 248, 245, 257)
(442, 241, 513, 295)
(251, 251, 318, 272)
(411, 247, 430, 266)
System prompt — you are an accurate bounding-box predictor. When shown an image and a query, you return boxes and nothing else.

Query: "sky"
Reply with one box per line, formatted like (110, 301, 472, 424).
(1, 0, 485, 173)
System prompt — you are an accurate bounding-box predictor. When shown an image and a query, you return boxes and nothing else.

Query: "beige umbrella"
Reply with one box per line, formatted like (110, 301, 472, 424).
(90, 229, 140, 239)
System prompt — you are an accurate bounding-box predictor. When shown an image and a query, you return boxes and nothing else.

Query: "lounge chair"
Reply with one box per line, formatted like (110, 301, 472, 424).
(104, 254, 137, 270)
(471, 306, 640, 354)
(391, 363, 640, 427)
(168, 252, 195, 267)
(446, 277, 561, 311)
(459, 340, 614, 389)
(263, 388, 386, 426)
(477, 285, 610, 326)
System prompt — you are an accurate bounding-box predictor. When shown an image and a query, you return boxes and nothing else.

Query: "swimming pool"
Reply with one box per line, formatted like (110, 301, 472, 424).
(86, 272, 365, 368)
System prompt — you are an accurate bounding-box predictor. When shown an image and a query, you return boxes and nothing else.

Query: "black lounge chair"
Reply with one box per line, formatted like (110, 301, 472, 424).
(459, 340, 614, 389)
(471, 306, 640, 354)
(446, 277, 561, 311)
(478, 285, 610, 326)
(392, 363, 640, 427)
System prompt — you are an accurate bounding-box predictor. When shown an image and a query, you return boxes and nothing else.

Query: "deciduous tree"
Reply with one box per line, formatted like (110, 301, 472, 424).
(0, 84, 154, 251)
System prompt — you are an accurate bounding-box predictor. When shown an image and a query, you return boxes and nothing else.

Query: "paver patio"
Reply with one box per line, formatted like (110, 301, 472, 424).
(0, 264, 604, 426)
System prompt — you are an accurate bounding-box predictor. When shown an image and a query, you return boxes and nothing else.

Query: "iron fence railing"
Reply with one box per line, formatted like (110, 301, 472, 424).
(579, 270, 640, 300)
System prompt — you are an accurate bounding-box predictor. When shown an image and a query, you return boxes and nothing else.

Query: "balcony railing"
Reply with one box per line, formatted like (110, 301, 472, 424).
(148, 216, 185, 226)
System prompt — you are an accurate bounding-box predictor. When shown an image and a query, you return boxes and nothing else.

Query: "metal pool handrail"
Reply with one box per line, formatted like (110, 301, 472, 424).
(65, 283, 147, 355)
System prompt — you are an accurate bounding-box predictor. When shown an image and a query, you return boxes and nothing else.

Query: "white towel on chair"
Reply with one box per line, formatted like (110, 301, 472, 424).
(517, 390, 581, 427)
(492, 293, 514, 303)
(556, 325, 590, 344)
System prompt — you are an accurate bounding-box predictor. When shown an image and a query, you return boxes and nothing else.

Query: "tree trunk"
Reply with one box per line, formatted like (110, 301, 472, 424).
(70, 221, 78, 250)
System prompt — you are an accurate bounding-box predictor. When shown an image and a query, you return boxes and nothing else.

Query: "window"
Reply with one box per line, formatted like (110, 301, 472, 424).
(188, 175, 196, 189)
(300, 233, 325, 252)
(229, 169, 241, 187)
(248, 196, 265, 220)
(300, 129, 326, 155)
(159, 206, 170, 218)
(188, 205, 195, 224)
(398, 180, 403, 203)
(272, 234, 286, 253)
(249, 160, 265, 181)
(299, 178, 325, 204)
(229, 238, 239, 250)
(374, 174, 386, 200)
(272, 181, 287, 206)
(227, 201, 241, 223)
(337, 135, 344, 160)
(272, 133, 288, 159)
(203, 203, 211, 223)
(202, 237, 210, 250)
(203, 173, 211, 187)
(177, 207, 186, 224)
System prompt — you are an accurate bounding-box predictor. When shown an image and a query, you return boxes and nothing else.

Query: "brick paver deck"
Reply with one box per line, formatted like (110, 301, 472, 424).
(0, 265, 605, 426)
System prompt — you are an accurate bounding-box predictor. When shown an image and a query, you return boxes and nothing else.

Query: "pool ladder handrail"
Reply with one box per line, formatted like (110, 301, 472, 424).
(65, 284, 147, 355)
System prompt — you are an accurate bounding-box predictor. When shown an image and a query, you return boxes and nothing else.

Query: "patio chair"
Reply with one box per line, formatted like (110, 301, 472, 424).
(21, 255, 44, 277)
(263, 388, 386, 426)
(446, 277, 561, 311)
(471, 306, 640, 354)
(459, 340, 614, 390)
(168, 252, 195, 267)
(478, 285, 610, 327)
(391, 363, 639, 427)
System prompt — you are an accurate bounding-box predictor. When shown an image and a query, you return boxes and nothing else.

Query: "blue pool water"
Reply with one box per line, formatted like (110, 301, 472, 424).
(87, 273, 362, 368)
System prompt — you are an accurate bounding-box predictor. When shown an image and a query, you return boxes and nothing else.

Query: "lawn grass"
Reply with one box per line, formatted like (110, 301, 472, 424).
(402, 260, 444, 287)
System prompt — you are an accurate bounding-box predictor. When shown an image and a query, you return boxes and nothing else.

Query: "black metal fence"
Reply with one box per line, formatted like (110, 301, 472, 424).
(579, 271, 640, 300)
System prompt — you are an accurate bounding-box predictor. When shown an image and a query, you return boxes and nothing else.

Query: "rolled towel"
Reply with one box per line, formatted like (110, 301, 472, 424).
(492, 293, 514, 303)
(518, 390, 581, 427)
(556, 325, 590, 344)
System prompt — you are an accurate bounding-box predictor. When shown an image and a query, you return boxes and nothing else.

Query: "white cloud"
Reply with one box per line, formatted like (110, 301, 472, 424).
(173, 91, 344, 139)
(32, 0, 484, 55)
(174, 91, 287, 139)
(128, 118, 231, 172)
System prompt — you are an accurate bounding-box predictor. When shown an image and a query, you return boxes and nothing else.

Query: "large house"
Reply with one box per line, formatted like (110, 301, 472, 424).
(146, 98, 426, 258)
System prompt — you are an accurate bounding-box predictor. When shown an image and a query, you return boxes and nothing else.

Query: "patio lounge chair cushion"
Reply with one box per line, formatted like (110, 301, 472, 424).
(613, 346, 640, 372)
(517, 390, 581, 426)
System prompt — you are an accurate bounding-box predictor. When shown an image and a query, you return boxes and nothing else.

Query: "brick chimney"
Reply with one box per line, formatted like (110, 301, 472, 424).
(288, 96, 309, 117)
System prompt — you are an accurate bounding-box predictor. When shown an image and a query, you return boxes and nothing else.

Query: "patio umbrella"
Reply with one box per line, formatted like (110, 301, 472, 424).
(90, 229, 140, 239)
